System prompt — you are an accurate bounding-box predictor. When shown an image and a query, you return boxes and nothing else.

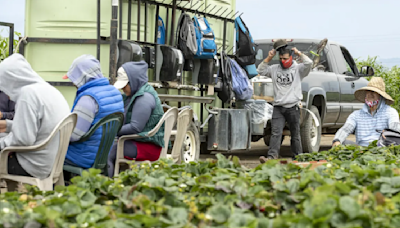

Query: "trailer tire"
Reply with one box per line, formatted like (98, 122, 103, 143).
(181, 122, 201, 163)
(300, 105, 321, 153)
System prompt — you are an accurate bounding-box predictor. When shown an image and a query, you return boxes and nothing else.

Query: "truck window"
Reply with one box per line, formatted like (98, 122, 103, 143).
(255, 42, 331, 72)
(341, 47, 358, 76)
(330, 44, 355, 76)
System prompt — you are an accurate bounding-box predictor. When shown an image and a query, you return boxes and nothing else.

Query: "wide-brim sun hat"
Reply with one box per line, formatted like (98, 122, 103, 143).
(354, 77, 394, 105)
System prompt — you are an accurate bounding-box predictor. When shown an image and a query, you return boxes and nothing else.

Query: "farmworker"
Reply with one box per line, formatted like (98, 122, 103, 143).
(0, 90, 15, 120)
(332, 77, 400, 147)
(257, 39, 313, 163)
(63, 55, 124, 169)
(0, 54, 70, 182)
(107, 61, 164, 177)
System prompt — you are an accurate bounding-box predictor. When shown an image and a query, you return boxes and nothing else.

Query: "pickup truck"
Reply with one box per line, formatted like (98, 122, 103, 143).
(254, 38, 374, 153)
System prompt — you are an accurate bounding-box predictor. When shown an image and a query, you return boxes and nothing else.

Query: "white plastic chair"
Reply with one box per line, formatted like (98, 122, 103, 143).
(169, 108, 193, 163)
(114, 107, 178, 176)
(0, 113, 77, 191)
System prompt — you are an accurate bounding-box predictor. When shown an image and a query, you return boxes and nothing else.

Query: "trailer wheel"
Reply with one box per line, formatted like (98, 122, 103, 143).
(301, 105, 321, 153)
(263, 135, 284, 146)
(181, 122, 200, 163)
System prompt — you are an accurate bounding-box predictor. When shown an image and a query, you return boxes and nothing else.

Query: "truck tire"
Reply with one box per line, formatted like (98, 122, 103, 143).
(181, 122, 201, 162)
(300, 105, 321, 153)
(263, 135, 285, 146)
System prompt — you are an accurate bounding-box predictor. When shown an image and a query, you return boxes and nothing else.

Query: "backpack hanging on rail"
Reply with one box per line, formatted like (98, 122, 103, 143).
(157, 16, 166, 44)
(235, 16, 258, 78)
(216, 52, 234, 103)
(176, 13, 198, 70)
(228, 58, 253, 101)
(193, 16, 217, 59)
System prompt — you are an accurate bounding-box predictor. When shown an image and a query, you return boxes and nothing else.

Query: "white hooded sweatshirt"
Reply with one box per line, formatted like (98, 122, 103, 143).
(0, 54, 70, 179)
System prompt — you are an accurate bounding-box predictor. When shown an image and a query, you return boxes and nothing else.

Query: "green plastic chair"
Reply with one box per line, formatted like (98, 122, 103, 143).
(63, 112, 124, 176)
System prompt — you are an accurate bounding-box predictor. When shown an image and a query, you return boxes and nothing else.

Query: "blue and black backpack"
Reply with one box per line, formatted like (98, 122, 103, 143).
(235, 16, 258, 78)
(157, 16, 166, 44)
(193, 16, 217, 59)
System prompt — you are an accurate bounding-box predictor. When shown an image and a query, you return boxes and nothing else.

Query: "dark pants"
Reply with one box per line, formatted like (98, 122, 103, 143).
(8, 153, 32, 176)
(107, 140, 138, 177)
(6, 153, 32, 191)
(268, 105, 302, 159)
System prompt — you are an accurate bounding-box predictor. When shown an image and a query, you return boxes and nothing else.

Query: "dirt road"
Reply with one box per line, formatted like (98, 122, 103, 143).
(200, 134, 356, 168)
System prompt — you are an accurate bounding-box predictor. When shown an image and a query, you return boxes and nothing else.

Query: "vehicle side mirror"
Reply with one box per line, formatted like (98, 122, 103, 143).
(359, 66, 374, 77)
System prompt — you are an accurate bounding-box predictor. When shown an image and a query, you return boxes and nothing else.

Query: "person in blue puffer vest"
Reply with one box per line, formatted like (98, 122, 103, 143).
(63, 55, 124, 169)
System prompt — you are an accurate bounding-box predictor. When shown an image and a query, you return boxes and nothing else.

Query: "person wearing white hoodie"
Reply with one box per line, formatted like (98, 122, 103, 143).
(0, 54, 70, 182)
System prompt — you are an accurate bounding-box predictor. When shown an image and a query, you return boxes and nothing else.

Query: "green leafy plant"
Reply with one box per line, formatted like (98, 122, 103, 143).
(0, 29, 21, 62)
(3, 147, 400, 227)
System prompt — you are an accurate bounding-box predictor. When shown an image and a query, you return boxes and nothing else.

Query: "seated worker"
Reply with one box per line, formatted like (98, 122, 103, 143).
(332, 77, 400, 147)
(0, 54, 70, 179)
(107, 61, 164, 177)
(0, 90, 15, 120)
(63, 55, 124, 169)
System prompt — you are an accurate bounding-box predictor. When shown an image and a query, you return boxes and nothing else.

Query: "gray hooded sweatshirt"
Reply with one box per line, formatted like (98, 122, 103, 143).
(257, 54, 313, 108)
(0, 54, 70, 179)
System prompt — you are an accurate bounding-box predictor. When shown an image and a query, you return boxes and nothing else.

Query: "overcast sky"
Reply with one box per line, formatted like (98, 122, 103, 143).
(1, 0, 400, 61)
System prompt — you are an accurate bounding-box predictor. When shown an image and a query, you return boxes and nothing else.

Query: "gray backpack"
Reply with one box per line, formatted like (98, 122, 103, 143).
(176, 13, 198, 70)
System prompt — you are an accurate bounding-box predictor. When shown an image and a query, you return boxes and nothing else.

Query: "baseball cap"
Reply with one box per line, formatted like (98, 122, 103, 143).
(113, 67, 129, 89)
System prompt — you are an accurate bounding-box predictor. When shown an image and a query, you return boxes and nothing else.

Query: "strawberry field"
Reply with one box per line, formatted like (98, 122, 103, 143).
(2, 144, 400, 227)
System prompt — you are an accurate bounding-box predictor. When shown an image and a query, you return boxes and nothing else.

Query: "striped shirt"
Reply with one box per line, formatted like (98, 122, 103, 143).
(334, 102, 400, 146)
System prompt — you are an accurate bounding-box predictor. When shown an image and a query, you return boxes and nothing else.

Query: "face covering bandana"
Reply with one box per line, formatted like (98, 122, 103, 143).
(365, 98, 379, 108)
(280, 56, 293, 69)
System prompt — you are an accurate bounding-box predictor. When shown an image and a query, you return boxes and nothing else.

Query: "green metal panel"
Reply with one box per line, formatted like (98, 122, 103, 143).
(24, 0, 236, 119)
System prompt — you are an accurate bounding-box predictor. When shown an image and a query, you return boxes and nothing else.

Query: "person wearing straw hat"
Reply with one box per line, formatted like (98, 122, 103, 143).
(332, 77, 400, 147)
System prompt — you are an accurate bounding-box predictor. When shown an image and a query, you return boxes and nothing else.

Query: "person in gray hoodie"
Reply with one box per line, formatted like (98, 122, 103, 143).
(107, 61, 165, 177)
(0, 54, 70, 181)
(257, 40, 312, 163)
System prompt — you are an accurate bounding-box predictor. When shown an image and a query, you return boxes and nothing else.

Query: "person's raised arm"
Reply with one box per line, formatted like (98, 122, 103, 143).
(257, 49, 276, 78)
(292, 47, 313, 79)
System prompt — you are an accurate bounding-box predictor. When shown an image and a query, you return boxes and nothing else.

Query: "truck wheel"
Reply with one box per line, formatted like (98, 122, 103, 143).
(301, 105, 321, 153)
(263, 135, 285, 146)
(181, 122, 201, 163)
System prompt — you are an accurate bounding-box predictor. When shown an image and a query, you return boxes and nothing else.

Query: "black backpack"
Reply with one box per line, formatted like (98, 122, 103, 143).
(234, 16, 256, 67)
(216, 52, 234, 103)
(377, 129, 400, 147)
(176, 13, 198, 71)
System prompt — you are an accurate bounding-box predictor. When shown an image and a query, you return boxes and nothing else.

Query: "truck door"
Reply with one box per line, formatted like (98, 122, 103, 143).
(329, 44, 357, 125)
(340, 46, 365, 111)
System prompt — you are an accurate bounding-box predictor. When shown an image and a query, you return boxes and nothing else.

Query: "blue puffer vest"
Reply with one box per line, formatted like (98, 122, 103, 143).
(66, 78, 124, 168)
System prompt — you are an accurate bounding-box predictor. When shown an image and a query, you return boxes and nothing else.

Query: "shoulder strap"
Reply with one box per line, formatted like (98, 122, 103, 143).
(175, 13, 186, 47)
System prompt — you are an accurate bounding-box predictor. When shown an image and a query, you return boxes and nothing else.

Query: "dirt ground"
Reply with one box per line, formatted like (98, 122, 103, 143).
(200, 134, 356, 169)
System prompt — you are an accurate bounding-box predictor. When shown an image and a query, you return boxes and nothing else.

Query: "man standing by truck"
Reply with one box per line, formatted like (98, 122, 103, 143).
(257, 39, 313, 163)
